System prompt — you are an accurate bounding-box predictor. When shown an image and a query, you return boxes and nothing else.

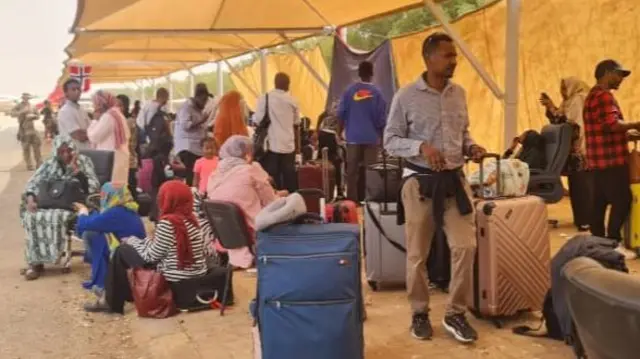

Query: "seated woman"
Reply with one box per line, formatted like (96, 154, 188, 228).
(74, 183, 146, 310)
(87, 180, 207, 314)
(206, 135, 286, 268)
(20, 135, 100, 280)
(503, 130, 547, 170)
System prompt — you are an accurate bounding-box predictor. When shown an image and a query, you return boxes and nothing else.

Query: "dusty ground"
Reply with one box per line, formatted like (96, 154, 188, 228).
(1, 119, 637, 358)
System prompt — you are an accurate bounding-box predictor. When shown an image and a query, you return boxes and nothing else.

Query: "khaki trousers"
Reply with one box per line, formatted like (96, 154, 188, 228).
(21, 134, 42, 169)
(401, 176, 477, 316)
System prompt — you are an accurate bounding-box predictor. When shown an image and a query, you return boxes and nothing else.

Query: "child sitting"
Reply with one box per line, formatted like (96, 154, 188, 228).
(193, 138, 219, 195)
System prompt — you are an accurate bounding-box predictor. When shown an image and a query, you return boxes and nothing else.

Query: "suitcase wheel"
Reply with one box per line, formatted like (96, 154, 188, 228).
(368, 280, 379, 292)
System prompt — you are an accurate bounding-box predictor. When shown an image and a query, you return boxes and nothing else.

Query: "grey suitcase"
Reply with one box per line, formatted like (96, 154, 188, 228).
(364, 201, 407, 291)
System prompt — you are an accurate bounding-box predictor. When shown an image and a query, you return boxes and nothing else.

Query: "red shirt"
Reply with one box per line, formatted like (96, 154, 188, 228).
(583, 86, 628, 170)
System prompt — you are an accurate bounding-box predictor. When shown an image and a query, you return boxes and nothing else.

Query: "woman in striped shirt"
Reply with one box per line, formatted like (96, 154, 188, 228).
(88, 180, 207, 314)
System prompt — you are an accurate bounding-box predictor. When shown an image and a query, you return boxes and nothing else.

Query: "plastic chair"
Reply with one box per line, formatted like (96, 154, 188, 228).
(562, 257, 640, 359)
(527, 124, 572, 227)
(202, 200, 253, 315)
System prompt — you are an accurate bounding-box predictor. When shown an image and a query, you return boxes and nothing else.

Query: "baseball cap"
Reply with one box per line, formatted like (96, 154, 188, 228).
(595, 59, 631, 79)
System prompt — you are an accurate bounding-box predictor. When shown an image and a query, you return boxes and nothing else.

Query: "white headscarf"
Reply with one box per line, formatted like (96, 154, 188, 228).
(207, 135, 254, 194)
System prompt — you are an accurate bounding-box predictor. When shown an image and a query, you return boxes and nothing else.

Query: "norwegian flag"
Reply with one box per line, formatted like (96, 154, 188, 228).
(68, 64, 92, 92)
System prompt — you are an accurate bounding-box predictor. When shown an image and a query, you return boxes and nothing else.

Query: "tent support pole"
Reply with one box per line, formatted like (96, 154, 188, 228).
(166, 76, 174, 112)
(504, 0, 521, 146)
(217, 62, 224, 97)
(260, 50, 268, 94)
(136, 81, 145, 102)
(188, 72, 195, 97)
(218, 52, 259, 98)
(423, 0, 503, 99)
(279, 33, 328, 90)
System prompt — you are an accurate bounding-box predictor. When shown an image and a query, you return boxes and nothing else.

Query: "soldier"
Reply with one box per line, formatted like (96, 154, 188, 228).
(11, 93, 42, 170)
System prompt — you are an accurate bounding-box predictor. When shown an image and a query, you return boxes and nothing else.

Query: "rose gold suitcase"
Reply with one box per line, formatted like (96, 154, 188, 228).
(470, 155, 551, 326)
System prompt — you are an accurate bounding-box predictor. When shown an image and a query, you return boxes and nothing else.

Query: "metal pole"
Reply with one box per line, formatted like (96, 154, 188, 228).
(423, 0, 503, 99)
(260, 50, 269, 94)
(278, 33, 328, 90)
(217, 62, 224, 97)
(189, 72, 195, 97)
(218, 52, 259, 98)
(504, 0, 521, 146)
(166, 76, 174, 112)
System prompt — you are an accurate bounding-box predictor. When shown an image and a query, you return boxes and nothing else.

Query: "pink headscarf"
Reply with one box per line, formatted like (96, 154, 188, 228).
(92, 90, 127, 148)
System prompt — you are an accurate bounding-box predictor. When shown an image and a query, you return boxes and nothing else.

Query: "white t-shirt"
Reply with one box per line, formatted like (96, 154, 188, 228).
(254, 89, 300, 154)
(57, 101, 91, 149)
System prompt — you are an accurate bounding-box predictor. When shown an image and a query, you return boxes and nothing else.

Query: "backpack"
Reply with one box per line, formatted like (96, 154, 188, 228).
(141, 109, 172, 158)
(253, 94, 271, 161)
(512, 289, 564, 340)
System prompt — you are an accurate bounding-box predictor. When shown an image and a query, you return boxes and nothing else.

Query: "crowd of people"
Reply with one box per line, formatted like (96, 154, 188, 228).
(13, 30, 639, 348)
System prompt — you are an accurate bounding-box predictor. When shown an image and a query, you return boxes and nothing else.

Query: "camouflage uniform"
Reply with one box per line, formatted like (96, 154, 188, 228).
(11, 101, 42, 170)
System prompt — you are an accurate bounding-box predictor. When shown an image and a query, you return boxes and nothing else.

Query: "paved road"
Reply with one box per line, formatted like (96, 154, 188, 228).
(0, 118, 144, 359)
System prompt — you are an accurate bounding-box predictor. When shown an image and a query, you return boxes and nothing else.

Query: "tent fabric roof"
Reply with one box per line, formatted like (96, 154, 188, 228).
(58, 62, 185, 84)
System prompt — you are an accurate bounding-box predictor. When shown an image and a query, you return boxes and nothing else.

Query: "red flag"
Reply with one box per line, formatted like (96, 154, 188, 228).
(68, 64, 92, 92)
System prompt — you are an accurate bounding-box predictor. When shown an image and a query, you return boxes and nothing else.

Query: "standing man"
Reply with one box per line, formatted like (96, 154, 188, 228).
(338, 61, 387, 203)
(254, 72, 300, 193)
(57, 79, 91, 150)
(583, 59, 640, 258)
(11, 93, 42, 170)
(173, 84, 210, 186)
(135, 87, 169, 131)
(384, 33, 485, 343)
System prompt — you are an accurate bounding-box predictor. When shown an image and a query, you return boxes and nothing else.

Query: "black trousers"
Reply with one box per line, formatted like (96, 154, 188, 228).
(345, 144, 378, 203)
(567, 171, 593, 228)
(128, 168, 138, 200)
(261, 151, 297, 193)
(590, 166, 632, 241)
(318, 131, 344, 196)
(105, 244, 146, 314)
(178, 151, 202, 187)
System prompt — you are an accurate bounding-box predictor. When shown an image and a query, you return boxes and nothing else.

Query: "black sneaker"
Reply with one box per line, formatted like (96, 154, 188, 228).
(410, 312, 433, 340)
(443, 313, 478, 343)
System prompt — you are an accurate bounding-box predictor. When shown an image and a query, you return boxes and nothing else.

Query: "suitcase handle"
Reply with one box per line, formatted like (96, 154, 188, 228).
(380, 149, 402, 212)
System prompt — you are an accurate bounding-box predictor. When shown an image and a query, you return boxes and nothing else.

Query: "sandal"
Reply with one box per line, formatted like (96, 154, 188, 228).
(83, 297, 111, 313)
(24, 268, 40, 281)
(20, 264, 44, 276)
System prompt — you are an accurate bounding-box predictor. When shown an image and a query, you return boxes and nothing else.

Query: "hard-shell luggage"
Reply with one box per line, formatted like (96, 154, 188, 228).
(253, 222, 363, 359)
(624, 183, 640, 254)
(325, 150, 358, 224)
(137, 158, 154, 194)
(471, 154, 551, 323)
(364, 201, 406, 290)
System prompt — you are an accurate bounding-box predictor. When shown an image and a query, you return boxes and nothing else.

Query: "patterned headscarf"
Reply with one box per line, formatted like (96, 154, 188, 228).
(100, 182, 139, 213)
(92, 90, 127, 149)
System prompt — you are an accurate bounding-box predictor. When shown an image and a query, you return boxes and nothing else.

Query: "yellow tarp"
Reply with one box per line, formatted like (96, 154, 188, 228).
(392, 0, 640, 153)
(58, 62, 182, 84)
(230, 47, 330, 127)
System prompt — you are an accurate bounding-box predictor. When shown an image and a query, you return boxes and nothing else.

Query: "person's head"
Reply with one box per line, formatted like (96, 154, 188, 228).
(274, 72, 290, 92)
(193, 83, 210, 109)
(155, 87, 170, 106)
(53, 134, 76, 165)
(358, 61, 374, 82)
(63, 79, 82, 103)
(520, 130, 544, 149)
(92, 90, 118, 118)
(133, 100, 141, 111)
(422, 32, 457, 79)
(99, 182, 138, 212)
(201, 137, 218, 159)
(157, 180, 194, 218)
(219, 135, 253, 163)
(44, 100, 50, 107)
(560, 77, 590, 101)
(116, 94, 131, 118)
(595, 59, 631, 90)
(20, 93, 30, 104)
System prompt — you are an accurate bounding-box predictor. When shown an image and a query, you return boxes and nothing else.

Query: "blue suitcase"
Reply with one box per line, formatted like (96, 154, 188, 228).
(253, 223, 364, 359)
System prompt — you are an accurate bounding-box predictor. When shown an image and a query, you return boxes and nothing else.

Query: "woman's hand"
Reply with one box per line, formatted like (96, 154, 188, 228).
(276, 190, 289, 198)
(70, 153, 80, 173)
(26, 196, 37, 213)
(72, 202, 89, 215)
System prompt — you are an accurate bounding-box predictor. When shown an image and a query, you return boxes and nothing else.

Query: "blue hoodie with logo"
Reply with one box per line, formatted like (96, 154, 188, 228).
(337, 82, 388, 145)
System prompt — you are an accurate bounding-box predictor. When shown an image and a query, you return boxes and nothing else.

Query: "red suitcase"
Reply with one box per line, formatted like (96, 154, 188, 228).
(470, 154, 551, 325)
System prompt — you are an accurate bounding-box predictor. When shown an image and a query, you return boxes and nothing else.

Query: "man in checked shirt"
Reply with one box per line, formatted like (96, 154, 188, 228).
(583, 59, 640, 259)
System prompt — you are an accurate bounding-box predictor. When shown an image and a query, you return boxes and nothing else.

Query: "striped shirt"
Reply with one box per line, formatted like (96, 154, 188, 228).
(384, 73, 476, 170)
(128, 219, 207, 282)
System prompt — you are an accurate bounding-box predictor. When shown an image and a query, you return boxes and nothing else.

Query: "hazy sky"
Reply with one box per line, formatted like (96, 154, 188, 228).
(0, 1, 75, 97)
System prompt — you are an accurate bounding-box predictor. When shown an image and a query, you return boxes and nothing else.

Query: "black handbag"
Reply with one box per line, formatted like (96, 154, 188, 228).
(37, 179, 88, 211)
(253, 94, 271, 161)
(365, 153, 402, 202)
